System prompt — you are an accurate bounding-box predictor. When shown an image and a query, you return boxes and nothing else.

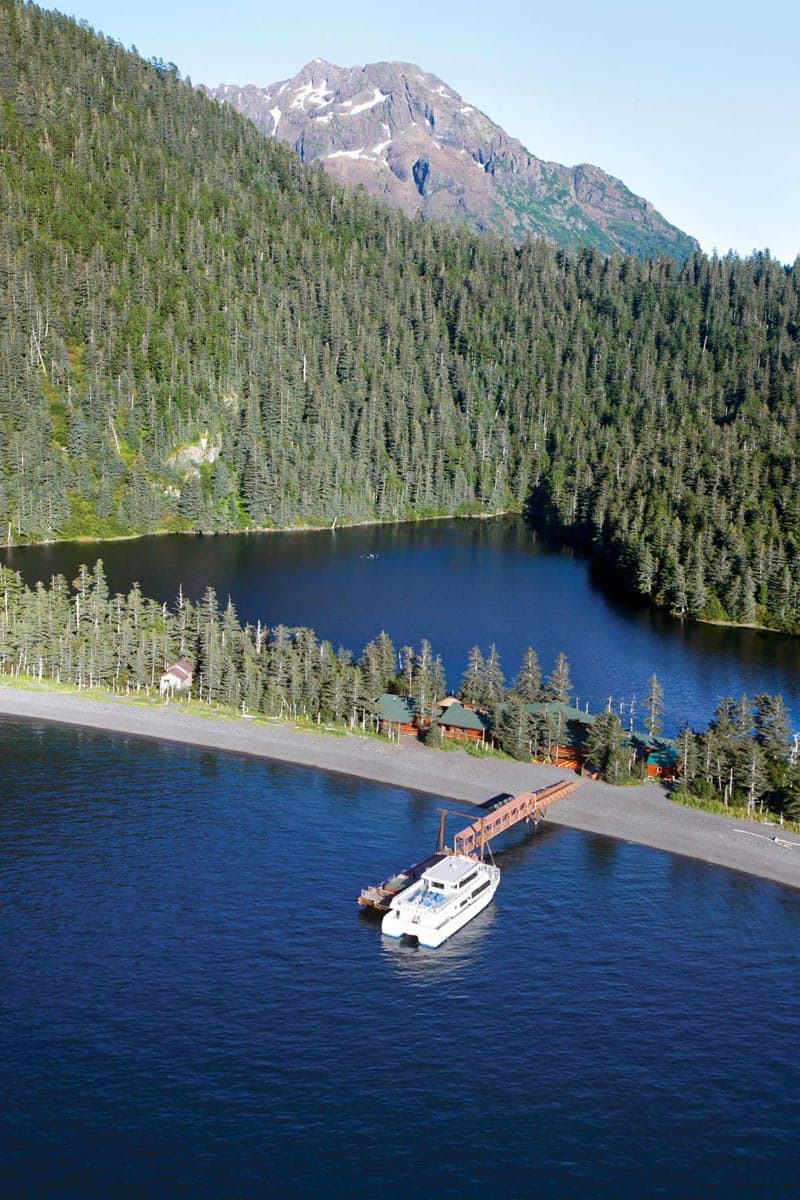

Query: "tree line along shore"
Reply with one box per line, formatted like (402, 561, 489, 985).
(1, 3, 799, 637)
(2, 560, 798, 826)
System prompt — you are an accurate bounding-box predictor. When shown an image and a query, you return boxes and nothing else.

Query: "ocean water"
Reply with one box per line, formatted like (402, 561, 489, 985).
(2, 716, 799, 1199)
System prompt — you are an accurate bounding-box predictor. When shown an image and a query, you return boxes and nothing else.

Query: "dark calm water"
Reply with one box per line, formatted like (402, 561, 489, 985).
(1, 717, 799, 1198)
(3, 518, 800, 733)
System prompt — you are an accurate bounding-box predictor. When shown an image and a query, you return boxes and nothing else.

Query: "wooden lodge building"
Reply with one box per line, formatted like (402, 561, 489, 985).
(645, 748, 679, 780)
(627, 731, 679, 780)
(374, 693, 417, 736)
(525, 700, 595, 770)
(373, 694, 492, 742)
(434, 698, 490, 743)
(526, 704, 679, 778)
(370, 689, 679, 780)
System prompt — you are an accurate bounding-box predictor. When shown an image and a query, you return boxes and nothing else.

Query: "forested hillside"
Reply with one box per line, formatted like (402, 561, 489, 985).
(1, 2, 799, 631)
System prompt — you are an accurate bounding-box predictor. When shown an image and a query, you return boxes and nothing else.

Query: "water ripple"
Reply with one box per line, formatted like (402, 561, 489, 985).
(2, 717, 799, 1198)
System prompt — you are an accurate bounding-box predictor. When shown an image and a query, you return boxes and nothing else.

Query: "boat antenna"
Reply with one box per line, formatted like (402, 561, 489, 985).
(436, 808, 447, 854)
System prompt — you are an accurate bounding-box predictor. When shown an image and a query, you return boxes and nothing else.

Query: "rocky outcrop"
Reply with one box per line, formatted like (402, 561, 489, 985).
(167, 435, 220, 477)
(208, 60, 698, 260)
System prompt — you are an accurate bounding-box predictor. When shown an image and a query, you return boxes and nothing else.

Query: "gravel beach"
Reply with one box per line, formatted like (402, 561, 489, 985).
(2, 684, 799, 890)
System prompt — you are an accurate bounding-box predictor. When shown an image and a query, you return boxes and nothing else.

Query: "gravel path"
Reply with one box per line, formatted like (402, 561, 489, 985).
(2, 684, 799, 890)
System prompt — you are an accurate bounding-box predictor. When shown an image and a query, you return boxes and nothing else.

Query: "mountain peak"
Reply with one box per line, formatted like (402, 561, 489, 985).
(208, 60, 697, 259)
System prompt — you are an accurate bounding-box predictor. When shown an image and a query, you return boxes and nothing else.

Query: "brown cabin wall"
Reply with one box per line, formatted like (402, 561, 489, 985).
(439, 725, 484, 742)
(532, 744, 581, 769)
(646, 763, 676, 780)
(380, 719, 418, 736)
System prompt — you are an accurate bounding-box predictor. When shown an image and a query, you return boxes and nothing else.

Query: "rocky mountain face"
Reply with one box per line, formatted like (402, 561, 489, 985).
(208, 60, 698, 260)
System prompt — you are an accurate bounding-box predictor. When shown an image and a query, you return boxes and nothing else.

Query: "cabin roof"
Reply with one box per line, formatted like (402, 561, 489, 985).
(629, 730, 676, 753)
(163, 659, 193, 680)
(424, 855, 479, 886)
(435, 701, 488, 732)
(646, 748, 679, 767)
(375, 693, 416, 724)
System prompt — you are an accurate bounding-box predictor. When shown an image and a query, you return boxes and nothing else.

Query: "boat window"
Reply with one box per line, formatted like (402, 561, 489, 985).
(471, 879, 491, 898)
(458, 871, 478, 889)
(431, 881, 445, 890)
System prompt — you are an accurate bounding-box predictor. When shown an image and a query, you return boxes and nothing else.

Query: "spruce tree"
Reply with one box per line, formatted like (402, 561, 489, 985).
(459, 646, 485, 707)
(482, 644, 506, 707)
(496, 696, 531, 761)
(545, 652, 572, 704)
(513, 646, 542, 703)
(584, 710, 625, 779)
(644, 674, 664, 741)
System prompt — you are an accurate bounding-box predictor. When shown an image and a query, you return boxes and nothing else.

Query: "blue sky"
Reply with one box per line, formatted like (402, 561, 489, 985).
(53, 0, 799, 262)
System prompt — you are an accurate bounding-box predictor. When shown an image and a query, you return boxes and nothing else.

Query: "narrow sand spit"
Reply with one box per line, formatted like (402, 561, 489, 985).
(1, 685, 799, 890)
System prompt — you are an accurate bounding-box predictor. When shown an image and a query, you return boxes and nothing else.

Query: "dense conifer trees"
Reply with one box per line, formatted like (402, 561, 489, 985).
(1, 561, 797, 819)
(0, 3, 798, 632)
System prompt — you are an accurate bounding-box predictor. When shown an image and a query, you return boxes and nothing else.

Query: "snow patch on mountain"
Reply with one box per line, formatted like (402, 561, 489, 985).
(327, 148, 369, 160)
(338, 88, 387, 116)
(207, 60, 698, 260)
(291, 79, 333, 109)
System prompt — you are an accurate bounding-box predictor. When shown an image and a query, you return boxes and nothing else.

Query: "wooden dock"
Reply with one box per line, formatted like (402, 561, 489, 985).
(452, 780, 579, 856)
(358, 780, 579, 912)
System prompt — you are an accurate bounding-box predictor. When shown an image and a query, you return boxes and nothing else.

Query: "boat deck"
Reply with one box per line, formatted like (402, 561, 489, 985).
(358, 852, 444, 913)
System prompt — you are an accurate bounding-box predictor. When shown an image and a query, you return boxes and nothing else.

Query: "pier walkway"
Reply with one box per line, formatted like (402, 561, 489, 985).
(358, 779, 579, 912)
(451, 780, 579, 856)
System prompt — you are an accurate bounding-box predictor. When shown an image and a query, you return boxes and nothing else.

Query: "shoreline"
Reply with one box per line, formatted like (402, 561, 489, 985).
(0, 507, 519, 551)
(1, 684, 799, 891)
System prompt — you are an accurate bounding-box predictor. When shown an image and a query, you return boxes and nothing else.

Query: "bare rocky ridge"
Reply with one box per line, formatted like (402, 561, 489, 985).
(208, 59, 698, 259)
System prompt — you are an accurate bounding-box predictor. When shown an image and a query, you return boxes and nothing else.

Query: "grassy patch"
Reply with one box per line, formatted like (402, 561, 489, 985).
(670, 788, 800, 834)
(465, 741, 513, 761)
(426, 735, 466, 752)
(60, 492, 130, 540)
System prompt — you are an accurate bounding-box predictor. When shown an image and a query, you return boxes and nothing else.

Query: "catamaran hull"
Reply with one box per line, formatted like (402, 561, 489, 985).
(381, 873, 499, 948)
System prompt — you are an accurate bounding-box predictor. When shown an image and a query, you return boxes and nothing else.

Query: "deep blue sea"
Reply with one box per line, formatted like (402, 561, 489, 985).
(2, 717, 799, 1199)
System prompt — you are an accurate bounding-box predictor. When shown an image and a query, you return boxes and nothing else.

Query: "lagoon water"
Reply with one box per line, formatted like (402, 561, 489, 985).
(2, 716, 800, 1199)
(3, 517, 800, 733)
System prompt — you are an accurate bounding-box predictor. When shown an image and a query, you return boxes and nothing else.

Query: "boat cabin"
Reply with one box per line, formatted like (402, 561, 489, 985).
(423, 855, 481, 895)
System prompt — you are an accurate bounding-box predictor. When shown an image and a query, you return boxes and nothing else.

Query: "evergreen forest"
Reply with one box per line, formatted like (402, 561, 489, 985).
(1, 2, 799, 631)
(1, 561, 797, 821)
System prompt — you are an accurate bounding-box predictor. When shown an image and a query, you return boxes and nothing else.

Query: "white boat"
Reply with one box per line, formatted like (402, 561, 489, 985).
(381, 853, 500, 948)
